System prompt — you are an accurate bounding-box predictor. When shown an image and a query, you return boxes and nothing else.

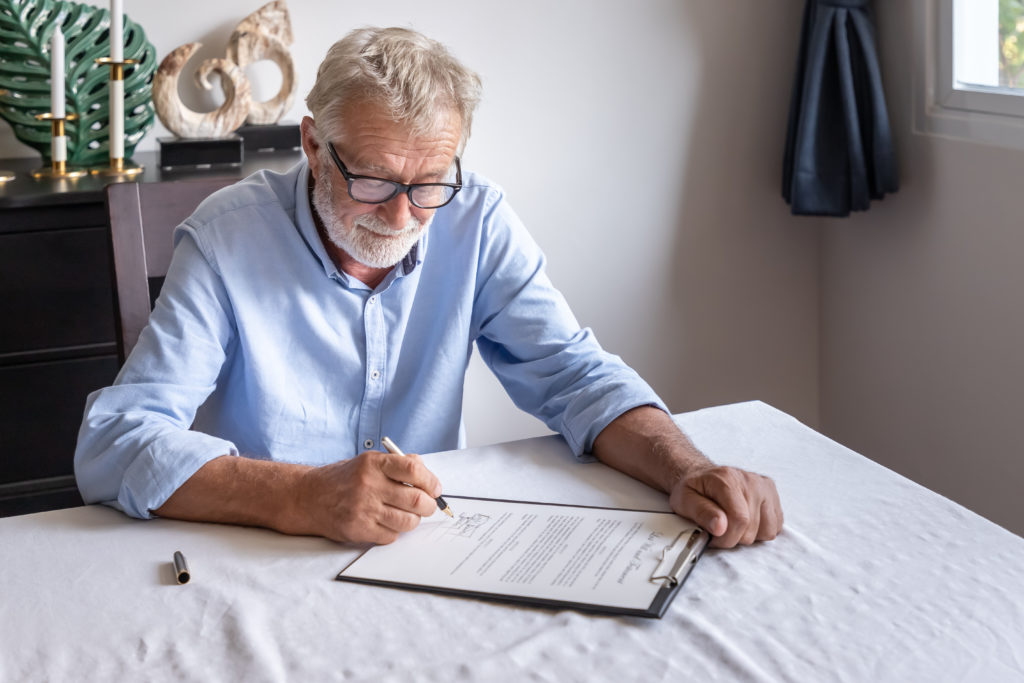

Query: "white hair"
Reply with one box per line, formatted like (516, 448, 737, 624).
(305, 26, 483, 153)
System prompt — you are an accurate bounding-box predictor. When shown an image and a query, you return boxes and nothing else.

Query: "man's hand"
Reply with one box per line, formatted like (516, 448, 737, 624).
(669, 465, 782, 548)
(296, 451, 442, 544)
(153, 450, 443, 544)
(592, 406, 784, 549)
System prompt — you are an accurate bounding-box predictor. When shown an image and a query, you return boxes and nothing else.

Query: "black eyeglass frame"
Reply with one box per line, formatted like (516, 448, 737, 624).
(325, 141, 463, 209)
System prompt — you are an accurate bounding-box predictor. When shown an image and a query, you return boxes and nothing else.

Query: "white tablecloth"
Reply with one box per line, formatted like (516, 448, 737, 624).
(2, 401, 1022, 682)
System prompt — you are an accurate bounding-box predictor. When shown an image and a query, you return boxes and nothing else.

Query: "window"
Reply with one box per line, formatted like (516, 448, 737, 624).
(997, 0, 1024, 88)
(918, 0, 1024, 149)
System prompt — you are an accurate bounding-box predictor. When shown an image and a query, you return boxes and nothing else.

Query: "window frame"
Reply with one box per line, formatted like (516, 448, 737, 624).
(916, 0, 1024, 149)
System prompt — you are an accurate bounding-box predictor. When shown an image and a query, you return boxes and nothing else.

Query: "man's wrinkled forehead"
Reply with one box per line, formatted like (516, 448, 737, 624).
(330, 100, 463, 169)
(323, 96, 464, 153)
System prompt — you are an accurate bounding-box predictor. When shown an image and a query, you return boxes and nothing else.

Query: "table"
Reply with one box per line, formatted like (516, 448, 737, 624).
(2, 401, 1022, 681)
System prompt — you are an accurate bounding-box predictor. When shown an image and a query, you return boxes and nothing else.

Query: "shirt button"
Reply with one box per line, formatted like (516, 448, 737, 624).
(368, 296, 376, 305)
(370, 370, 381, 380)
(364, 439, 374, 450)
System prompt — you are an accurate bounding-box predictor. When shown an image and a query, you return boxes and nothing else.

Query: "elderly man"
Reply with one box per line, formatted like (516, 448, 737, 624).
(75, 27, 782, 549)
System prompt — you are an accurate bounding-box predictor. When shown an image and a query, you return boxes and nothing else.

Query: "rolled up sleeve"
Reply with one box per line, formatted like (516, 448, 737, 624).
(74, 227, 238, 518)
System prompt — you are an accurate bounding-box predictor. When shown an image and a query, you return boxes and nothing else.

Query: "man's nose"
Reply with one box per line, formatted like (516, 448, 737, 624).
(377, 191, 414, 230)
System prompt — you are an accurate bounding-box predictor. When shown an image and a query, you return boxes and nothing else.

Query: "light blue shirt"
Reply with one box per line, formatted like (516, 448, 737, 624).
(74, 160, 666, 519)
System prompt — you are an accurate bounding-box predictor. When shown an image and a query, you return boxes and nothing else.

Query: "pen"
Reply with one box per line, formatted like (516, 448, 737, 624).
(381, 436, 454, 518)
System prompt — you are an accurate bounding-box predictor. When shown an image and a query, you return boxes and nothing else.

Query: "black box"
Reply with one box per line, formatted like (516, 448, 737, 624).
(158, 135, 244, 171)
(236, 123, 301, 152)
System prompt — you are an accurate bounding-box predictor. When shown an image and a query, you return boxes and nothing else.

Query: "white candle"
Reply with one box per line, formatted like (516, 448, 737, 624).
(110, 0, 123, 62)
(110, 80, 124, 159)
(50, 26, 65, 118)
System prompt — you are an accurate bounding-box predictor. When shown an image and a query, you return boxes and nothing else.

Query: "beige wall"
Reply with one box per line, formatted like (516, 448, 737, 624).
(464, 1, 821, 444)
(820, 1, 1024, 535)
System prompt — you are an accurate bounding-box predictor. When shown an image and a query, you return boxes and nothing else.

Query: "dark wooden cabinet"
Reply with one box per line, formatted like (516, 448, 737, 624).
(0, 149, 303, 516)
(1, 225, 116, 354)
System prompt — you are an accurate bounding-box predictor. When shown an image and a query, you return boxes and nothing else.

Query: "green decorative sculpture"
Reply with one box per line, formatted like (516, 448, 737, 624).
(0, 0, 156, 164)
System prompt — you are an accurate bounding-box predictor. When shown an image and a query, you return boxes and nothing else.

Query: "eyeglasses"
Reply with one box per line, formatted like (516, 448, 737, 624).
(325, 141, 462, 209)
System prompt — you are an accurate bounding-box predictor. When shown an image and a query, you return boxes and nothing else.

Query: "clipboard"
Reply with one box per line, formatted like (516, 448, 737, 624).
(336, 496, 710, 619)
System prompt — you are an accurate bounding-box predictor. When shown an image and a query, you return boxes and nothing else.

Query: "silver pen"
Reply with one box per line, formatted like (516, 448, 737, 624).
(381, 436, 454, 518)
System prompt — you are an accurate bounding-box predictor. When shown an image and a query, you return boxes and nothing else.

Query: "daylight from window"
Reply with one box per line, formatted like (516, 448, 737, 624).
(954, 0, 1024, 92)
(1001, 0, 1024, 87)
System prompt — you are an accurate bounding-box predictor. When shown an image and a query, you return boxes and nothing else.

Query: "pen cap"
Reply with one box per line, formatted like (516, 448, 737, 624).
(173, 550, 190, 584)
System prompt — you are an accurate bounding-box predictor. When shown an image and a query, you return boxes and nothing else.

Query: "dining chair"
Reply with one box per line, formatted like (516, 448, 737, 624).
(105, 177, 237, 362)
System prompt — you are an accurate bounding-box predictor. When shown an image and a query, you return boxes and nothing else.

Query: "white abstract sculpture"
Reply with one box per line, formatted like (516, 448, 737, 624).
(153, 42, 252, 139)
(152, 0, 297, 139)
(228, 0, 296, 125)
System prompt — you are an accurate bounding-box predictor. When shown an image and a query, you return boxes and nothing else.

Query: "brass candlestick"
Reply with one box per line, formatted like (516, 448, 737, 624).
(30, 113, 87, 180)
(90, 57, 143, 177)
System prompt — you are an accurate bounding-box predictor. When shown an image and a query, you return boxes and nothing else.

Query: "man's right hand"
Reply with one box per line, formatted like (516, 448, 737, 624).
(294, 451, 442, 544)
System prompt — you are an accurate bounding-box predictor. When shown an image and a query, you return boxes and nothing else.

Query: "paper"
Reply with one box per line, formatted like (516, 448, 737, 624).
(337, 497, 705, 612)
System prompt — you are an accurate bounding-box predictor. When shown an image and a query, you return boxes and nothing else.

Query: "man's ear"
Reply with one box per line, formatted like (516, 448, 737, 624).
(300, 116, 323, 177)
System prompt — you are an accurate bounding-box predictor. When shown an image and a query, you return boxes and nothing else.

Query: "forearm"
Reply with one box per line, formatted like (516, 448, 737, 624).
(154, 455, 314, 535)
(591, 405, 713, 493)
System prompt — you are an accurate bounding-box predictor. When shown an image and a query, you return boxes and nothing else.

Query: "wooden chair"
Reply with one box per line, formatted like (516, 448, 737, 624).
(106, 177, 238, 362)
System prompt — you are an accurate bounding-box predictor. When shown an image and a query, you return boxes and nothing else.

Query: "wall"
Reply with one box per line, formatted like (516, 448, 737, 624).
(820, 1, 1024, 535)
(1, 1, 819, 449)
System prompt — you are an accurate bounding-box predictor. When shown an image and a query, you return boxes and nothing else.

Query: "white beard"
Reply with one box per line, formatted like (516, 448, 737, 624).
(311, 163, 430, 269)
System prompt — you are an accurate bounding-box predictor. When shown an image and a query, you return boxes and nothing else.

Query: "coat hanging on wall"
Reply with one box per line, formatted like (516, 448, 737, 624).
(782, 0, 899, 217)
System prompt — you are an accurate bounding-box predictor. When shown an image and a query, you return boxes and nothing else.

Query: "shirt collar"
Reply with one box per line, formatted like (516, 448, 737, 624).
(293, 159, 427, 286)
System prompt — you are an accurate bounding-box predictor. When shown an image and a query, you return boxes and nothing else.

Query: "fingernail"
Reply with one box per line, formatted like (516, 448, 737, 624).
(706, 515, 725, 536)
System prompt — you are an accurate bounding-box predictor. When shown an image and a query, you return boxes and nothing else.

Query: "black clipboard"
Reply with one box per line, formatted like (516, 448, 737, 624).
(335, 496, 710, 619)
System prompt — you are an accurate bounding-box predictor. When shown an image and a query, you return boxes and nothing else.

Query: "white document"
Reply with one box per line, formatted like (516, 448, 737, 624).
(337, 497, 708, 616)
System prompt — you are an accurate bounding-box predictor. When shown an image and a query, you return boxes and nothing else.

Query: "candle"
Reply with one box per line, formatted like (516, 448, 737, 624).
(110, 77, 125, 160)
(110, 0, 123, 62)
(50, 26, 65, 119)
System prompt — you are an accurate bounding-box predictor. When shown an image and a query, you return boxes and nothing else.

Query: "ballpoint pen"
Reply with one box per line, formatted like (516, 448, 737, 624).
(381, 436, 454, 518)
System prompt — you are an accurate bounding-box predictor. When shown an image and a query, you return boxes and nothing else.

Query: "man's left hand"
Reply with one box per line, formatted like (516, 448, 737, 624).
(669, 465, 783, 548)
